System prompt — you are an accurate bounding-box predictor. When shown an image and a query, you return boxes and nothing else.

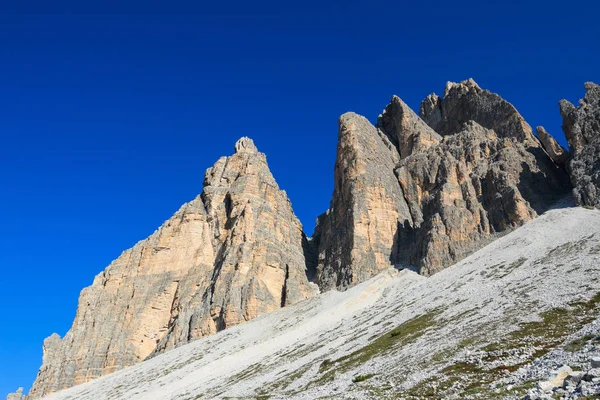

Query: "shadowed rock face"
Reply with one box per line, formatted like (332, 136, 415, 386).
(377, 95, 442, 160)
(419, 78, 537, 144)
(397, 121, 569, 275)
(560, 82, 600, 208)
(28, 137, 318, 399)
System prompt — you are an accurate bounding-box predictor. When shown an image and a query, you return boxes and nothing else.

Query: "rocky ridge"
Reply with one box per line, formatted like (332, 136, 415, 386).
(26, 137, 318, 398)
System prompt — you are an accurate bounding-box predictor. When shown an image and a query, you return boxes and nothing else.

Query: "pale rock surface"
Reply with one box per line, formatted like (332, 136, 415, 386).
(314, 113, 413, 290)
(560, 82, 600, 208)
(5, 388, 23, 400)
(536, 126, 568, 166)
(27, 137, 318, 399)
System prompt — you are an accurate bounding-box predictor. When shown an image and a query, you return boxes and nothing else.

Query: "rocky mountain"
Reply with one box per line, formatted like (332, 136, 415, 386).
(14, 79, 600, 399)
(315, 79, 571, 287)
(27, 205, 600, 400)
(560, 82, 600, 208)
(26, 138, 318, 399)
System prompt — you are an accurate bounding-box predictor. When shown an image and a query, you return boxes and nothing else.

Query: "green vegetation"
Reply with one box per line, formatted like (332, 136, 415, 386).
(564, 334, 600, 352)
(309, 309, 442, 387)
(479, 258, 528, 279)
(402, 292, 600, 399)
(352, 374, 375, 383)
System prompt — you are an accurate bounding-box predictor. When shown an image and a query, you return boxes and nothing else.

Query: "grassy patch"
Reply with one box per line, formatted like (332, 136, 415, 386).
(402, 292, 600, 399)
(310, 309, 442, 387)
(352, 374, 375, 383)
(564, 334, 599, 352)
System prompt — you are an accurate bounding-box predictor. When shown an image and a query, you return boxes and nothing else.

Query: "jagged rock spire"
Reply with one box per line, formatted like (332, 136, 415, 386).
(419, 78, 537, 144)
(560, 82, 600, 208)
(28, 138, 318, 398)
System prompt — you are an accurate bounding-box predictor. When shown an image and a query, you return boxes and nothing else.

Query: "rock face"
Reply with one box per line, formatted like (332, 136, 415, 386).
(23, 79, 587, 397)
(419, 78, 537, 144)
(316, 79, 571, 287)
(313, 113, 413, 290)
(560, 82, 600, 208)
(27, 137, 318, 399)
(536, 126, 569, 166)
(396, 121, 568, 275)
(5, 388, 23, 400)
(377, 95, 442, 160)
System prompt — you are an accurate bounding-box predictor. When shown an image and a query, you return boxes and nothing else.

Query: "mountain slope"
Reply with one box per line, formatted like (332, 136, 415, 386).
(40, 203, 600, 400)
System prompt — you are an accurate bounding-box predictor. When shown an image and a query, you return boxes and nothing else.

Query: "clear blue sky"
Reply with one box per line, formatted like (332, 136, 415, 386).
(0, 0, 598, 396)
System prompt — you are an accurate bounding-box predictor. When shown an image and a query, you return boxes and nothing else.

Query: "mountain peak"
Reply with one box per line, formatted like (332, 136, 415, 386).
(234, 136, 258, 154)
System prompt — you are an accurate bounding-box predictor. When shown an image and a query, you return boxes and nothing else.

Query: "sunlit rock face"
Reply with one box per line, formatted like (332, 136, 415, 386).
(28, 137, 318, 399)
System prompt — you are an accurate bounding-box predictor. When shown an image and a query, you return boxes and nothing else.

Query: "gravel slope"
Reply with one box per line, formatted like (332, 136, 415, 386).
(41, 205, 600, 400)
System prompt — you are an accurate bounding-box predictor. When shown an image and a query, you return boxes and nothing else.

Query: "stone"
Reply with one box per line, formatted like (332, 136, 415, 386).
(538, 365, 572, 392)
(560, 82, 600, 208)
(584, 368, 600, 381)
(377, 95, 442, 160)
(314, 112, 414, 290)
(591, 356, 600, 368)
(5, 388, 23, 400)
(536, 126, 569, 166)
(563, 371, 584, 388)
(316, 82, 571, 287)
(27, 137, 319, 398)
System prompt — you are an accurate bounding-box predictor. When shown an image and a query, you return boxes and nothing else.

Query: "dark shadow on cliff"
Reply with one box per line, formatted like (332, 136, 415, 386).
(390, 219, 420, 273)
(302, 233, 318, 282)
(518, 148, 573, 213)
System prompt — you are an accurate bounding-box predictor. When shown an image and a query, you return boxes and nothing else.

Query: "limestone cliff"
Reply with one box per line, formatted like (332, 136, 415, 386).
(316, 79, 571, 288)
(396, 121, 569, 275)
(560, 82, 600, 208)
(536, 126, 569, 166)
(313, 113, 413, 290)
(27, 137, 318, 399)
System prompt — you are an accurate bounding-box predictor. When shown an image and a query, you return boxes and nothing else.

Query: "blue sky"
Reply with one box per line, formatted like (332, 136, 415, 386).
(0, 0, 598, 397)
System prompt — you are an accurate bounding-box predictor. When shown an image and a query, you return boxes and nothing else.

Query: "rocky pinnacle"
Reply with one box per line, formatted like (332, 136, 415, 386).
(27, 137, 319, 398)
(560, 82, 600, 208)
